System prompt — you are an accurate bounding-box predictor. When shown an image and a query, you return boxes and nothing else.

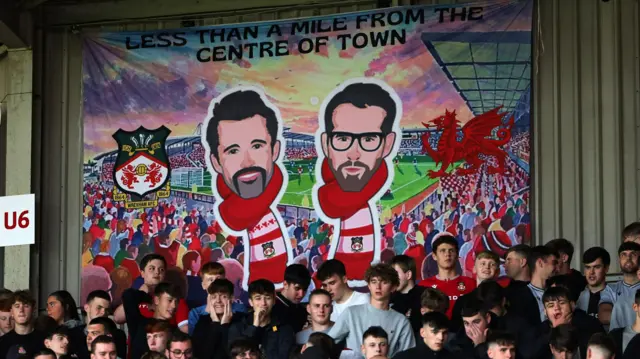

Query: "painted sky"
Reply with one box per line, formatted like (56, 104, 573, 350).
(82, 0, 532, 161)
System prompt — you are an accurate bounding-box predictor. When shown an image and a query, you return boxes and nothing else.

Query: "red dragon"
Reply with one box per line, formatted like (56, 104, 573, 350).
(144, 163, 164, 187)
(120, 165, 139, 189)
(421, 106, 515, 179)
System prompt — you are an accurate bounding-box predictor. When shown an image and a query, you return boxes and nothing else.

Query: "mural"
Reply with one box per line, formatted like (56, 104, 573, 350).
(81, 0, 533, 305)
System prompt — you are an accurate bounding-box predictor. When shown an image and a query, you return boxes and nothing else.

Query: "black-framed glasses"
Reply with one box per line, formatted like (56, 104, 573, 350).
(328, 131, 385, 152)
(170, 349, 193, 357)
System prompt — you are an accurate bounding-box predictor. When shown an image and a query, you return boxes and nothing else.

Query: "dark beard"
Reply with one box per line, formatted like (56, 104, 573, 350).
(232, 166, 267, 199)
(329, 157, 383, 192)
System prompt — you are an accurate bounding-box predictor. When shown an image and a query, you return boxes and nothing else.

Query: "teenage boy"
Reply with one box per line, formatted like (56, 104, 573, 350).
(187, 264, 245, 335)
(609, 289, 640, 357)
(419, 288, 449, 315)
(90, 334, 118, 359)
(228, 279, 294, 359)
(586, 333, 616, 359)
(549, 324, 580, 359)
(145, 319, 172, 354)
(85, 317, 116, 357)
(0, 290, 45, 358)
(165, 331, 193, 359)
(330, 263, 415, 358)
(576, 247, 615, 322)
(296, 289, 334, 344)
(486, 332, 517, 359)
(44, 326, 70, 358)
(187, 261, 226, 309)
(316, 260, 369, 321)
(448, 297, 494, 359)
(273, 264, 312, 332)
(0, 298, 14, 336)
(394, 311, 452, 359)
(504, 244, 531, 283)
(192, 278, 244, 359)
(390, 255, 425, 333)
(418, 235, 476, 318)
(600, 242, 640, 328)
(507, 245, 558, 326)
(69, 290, 127, 359)
(361, 326, 389, 359)
(545, 238, 588, 301)
(123, 282, 182, 359)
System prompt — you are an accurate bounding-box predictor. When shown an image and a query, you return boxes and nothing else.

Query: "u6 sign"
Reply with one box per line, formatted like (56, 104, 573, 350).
(0, 194, 35, 247)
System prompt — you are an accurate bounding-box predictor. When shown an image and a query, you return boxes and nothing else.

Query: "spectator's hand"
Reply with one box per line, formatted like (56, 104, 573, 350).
(466, 324, 488, 346)
(221, 299, 233, 325)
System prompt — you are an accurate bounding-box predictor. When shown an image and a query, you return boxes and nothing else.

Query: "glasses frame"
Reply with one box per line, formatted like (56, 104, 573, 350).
(327, 131, 386, 152)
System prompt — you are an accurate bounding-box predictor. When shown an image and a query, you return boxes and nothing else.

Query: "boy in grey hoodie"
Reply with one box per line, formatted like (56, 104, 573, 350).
(329, 263, 416, 358)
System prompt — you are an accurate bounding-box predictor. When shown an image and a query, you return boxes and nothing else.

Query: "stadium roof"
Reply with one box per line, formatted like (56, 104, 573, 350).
(422, 31, 531, 117)
(284, 132, 314, 142)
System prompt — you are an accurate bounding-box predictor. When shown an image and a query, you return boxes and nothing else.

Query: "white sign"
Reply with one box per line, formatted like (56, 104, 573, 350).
(0, 194, 35, 247)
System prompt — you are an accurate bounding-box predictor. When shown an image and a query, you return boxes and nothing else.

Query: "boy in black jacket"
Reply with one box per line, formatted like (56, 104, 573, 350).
(447, 297, 493, 359)
(609, 288, 640, 358)
(272, 264, 311, 333)
(229, 279, 294, 359)
(123, 282, 181, 359)
(486, 331, 517, 359)
(394, 312, 451, 359)
(192, 278, 244, 359)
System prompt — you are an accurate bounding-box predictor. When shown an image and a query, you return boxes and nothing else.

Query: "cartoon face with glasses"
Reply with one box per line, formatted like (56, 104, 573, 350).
(313, 78, 401, 285)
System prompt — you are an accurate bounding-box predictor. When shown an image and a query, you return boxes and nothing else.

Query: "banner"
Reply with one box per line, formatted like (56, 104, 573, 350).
(81, 0, 533, 306)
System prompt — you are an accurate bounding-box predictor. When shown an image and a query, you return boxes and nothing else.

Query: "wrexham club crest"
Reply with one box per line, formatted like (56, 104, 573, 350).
(112, 126, 171, 197)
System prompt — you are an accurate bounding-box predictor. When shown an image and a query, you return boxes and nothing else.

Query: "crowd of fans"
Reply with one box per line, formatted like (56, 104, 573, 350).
(285, 147, 317, 161)
(5, 223, 640, 359)
(505, 132, 530, 163)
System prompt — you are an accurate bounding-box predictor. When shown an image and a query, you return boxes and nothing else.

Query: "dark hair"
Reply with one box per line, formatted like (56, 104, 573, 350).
(505, 244, 531, 260)
(476, 280, 506, 310)
(421, 311, 449, 331)
(420, 288, 449, 313)
(432, 235, 459, 253)
(207, 278, 234, 296)
(588, 332, 616, 357)
(248, 279, 276, 297)
(35, 315, 59, 333)
(460, 297, 488, 318)
(364, 263, 400, 287)
(33, 349, 57, 358)
(308, 289, 332, 302)
(205, 89, 279, 160)
(201, 262, 225, 277)
(167, 330, 191, 349)
(545, 275, 577, 301)
(88, 316, 116, 335)
(391, 254, 417, 280)
(527, 245, 557, 274)
(486, 331, 516, 347)
(140, 352, 168, 359)
(362, 326, 388, 341)
(317, 259, 346, 281)
(545, 238, 574, 263)
(635, 289, 640, 305)
(154, 282, 182, 300)
(91, 334, 116, 353)
(618, 241, 640, 255)
(229, 338, 259, 358)
(307, 332, 337, 358)
(322, 82, 397, 134)
(542, 286, 572, 304)
(145, 318, 172, 334)
(550, 324, 579, 352)
(45, 325, 70, 340)
(622, 222, 640, 239)
(284, 264, 311, 290)
(86, 290, 111, 304)
(48, 290, 80, 322)
(11, 289, 36, 307)
(140, 253, 166, 271)
(582, 247, 611, 266)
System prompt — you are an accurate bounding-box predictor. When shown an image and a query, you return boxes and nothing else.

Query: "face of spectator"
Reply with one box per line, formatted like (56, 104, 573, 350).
(91, 342, 117, 359)
(86, 324, 106, 350)
(84, 297, 110, 322)
(234, 350, 259, 359)
(474, 258, 499, 282)
(307, 293, 332, 325)
(392, 264, 412, 292)
(321, 274, 349, 302)
(463, 312, 491, 340)
(619, 250, 639, 274)
(249, 293, 275, 315)
(0, 311, 14, 334)
(282, 281, 306, 304)
(505, 252, 526, 279)
(550, 346, 574, 359)
(141, 259, 166, 286)
(367, 276, 395, 302)
(544, 298, 573, 327)
(45, 333, 69, 356)
(361, 336, 389, 359)
(433, 243, 458, 270)
(46, 296, 65, 324)
(11, 300, 33, 326)
(201, 273, 224, 291)
(487, 343, 516, 359)
(584, 258, 608, 287)
(146, 331, 169, 352)
(321, 104, 395, 192)
(167, 340, 193, 359)
(154, 293, 178, 320)
(209, 291, 231, 316)
(421, 325, 447, 351)
(210, 116, 280, 199)
(537, 255, 558, 280)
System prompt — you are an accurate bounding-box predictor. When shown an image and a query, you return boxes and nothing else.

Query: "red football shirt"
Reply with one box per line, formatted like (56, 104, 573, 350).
(418, 275, 476, 318)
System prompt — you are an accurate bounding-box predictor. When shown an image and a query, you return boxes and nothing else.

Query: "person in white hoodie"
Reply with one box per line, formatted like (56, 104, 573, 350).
(316, 260, 369, 321)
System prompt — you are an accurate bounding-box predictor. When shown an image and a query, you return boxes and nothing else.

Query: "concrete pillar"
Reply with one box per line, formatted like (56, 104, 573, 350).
(0, 49, 33, 290)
